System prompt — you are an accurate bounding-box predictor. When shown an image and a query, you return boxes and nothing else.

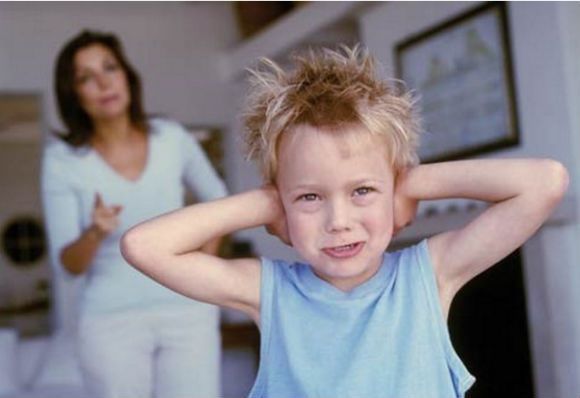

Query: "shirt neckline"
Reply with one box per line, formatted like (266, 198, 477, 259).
(297, 252, 394, 301)
(89, 126, 156, 186)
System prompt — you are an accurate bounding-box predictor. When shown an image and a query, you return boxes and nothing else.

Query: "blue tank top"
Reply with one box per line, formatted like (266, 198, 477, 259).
(248, 239, 475, 398)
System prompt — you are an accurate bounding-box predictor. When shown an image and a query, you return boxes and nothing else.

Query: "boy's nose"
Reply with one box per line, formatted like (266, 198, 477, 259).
(325, 200, 352, 233)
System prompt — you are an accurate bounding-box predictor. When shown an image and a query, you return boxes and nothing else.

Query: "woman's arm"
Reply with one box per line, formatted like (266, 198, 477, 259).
(42, 146, 123, 275)
(59, 226, 104, 274)
(121, 187, 282, 320)
(396, 158, 569, 315)
(42, 148, 90, 276)
(178, 121, 229, 257)
(178, 122, 229, 204)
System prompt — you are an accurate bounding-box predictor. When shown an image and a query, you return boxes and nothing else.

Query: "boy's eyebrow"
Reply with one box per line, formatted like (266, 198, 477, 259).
(286, 183, 320, 193)
(287, 178, 387, 193)
(350, 177, 387, 186)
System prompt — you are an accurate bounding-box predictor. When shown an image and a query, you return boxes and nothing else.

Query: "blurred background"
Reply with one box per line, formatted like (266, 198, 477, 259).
(0, 2, 578, 397)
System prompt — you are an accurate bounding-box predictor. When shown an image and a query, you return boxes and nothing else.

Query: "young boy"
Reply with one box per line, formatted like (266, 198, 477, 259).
(121, 46, 568, 397)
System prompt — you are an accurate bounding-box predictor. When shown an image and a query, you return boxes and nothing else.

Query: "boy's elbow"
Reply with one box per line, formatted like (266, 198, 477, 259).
(540, 159, 569, 203)
(120, 228, 147, 270)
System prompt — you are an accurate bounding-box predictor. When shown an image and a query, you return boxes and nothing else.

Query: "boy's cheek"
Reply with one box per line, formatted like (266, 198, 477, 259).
(286, 215, 314, 247)
(364, 209, 394, 238)
(285, 215, 302, 241)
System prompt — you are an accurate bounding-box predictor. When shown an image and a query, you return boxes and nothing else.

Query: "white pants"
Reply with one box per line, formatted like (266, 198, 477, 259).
(78, 305, 220, 398)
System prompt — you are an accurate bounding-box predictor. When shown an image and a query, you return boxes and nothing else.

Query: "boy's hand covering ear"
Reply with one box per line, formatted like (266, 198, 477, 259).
(393, 169, 418, 236)
(263, 185, 292, 246)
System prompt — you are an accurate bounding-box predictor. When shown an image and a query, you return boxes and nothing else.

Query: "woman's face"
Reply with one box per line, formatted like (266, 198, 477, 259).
(73, 43, 131, 123)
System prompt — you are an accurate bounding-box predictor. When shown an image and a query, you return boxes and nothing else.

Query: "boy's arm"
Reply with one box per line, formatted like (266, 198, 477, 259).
(396, 159, 568, 315)
(121, 188, 282, 321)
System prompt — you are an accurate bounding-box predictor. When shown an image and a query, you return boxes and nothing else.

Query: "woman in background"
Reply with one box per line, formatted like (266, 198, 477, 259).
(41, 30, 227, 398)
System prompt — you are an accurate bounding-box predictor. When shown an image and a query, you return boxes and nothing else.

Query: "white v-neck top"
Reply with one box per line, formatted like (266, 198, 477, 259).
(41, 118, 228, 315)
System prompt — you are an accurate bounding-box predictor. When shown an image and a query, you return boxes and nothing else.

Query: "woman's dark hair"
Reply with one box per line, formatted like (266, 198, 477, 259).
(54, 30, 147, 146)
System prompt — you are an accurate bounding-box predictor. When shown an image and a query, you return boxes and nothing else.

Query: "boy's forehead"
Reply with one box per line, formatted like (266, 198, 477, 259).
(276, 124, 394, 182)
(280, 124, 390, 159)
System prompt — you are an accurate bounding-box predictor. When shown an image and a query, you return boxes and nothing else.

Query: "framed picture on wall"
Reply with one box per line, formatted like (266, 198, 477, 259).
(395, 2, 519, 163)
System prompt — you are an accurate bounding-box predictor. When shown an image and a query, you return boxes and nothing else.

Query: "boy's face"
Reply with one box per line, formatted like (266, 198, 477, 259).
(277, 124, 395, 291)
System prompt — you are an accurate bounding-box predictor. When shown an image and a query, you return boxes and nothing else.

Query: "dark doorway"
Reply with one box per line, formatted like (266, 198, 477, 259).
(448, 249, 535, 397)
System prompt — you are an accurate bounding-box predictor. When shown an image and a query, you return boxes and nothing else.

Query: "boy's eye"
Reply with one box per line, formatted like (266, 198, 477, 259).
(297, 193, 319, 202)
(353, 187, 375, 196)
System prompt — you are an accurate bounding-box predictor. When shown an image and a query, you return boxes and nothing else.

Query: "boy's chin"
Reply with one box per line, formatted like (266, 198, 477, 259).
(313, 270, 378, 291)
(311, 258, 384, 286)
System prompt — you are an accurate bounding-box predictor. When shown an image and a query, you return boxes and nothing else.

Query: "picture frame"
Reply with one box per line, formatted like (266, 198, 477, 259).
(395, 2, 519, 163)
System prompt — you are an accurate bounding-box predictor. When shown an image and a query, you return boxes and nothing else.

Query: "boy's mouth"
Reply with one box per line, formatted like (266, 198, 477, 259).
(322, 242, 364, 259)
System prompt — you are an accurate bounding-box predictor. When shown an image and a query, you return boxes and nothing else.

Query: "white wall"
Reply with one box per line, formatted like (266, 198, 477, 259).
(560, 3, 580, 392)
(0, 2, 238, 129)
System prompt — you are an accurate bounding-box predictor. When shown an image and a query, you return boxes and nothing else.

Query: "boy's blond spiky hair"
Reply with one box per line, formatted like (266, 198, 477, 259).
(243, 45, 421, 182)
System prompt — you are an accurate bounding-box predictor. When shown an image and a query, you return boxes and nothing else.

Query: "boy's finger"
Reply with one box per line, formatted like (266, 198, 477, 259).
(111, 205, 123, 215)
